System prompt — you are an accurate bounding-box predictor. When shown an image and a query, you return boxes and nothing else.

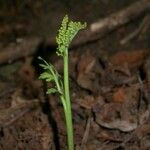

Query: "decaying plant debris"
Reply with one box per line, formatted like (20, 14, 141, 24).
(0, 0, 149, 150)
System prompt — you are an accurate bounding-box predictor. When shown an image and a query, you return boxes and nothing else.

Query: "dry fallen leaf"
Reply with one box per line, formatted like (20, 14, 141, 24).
(113, 88, 127, 103)
(110, 49, 148, 67)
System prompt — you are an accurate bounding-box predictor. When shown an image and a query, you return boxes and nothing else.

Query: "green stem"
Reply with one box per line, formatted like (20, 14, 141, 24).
(64, 50, 74, 150)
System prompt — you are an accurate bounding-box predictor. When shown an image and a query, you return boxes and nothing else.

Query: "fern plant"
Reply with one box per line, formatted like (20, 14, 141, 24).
(39, 15, 86, 150)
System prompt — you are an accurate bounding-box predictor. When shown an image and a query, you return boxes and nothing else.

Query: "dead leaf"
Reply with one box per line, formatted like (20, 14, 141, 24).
(77, 50, 99, 92)
(110, 49, 148, 67)
(77, 95, 104, 109)
(113, 88, 127, 103)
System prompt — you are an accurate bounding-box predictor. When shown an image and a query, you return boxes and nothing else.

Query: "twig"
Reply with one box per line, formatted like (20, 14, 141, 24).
(120, 14, 150, 45)
(0, 37, 42, 65)
(90, 0, 150, 32)
(3, 107, 31, 127)
(0, 99, 39, 128)
(80, 117, 92, 150)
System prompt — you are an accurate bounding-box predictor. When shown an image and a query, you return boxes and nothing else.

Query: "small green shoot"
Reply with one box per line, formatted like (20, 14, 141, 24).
(39, 15, 86, 150)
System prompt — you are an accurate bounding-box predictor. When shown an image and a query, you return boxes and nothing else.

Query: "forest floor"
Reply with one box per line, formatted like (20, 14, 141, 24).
(0, 0, 149, 150)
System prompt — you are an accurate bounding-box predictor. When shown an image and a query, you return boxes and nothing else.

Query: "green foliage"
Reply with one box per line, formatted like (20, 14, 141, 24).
(56, 15, 86, 56)
(39, 15, 86, 97)
(38, 56, 63, 95)
(39, 15, 86, 150)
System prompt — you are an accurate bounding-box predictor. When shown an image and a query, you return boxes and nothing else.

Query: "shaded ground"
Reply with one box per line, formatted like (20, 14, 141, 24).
(0, 0, 149, 150)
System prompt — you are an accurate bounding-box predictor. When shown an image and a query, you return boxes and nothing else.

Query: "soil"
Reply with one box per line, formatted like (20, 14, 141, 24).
(0, 0, 149, 150)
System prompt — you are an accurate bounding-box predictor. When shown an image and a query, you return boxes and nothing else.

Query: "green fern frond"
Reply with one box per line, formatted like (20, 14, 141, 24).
(56, 15, 86, 56)
(39, 16, 87, 150)
(38, 57, 63, 95)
